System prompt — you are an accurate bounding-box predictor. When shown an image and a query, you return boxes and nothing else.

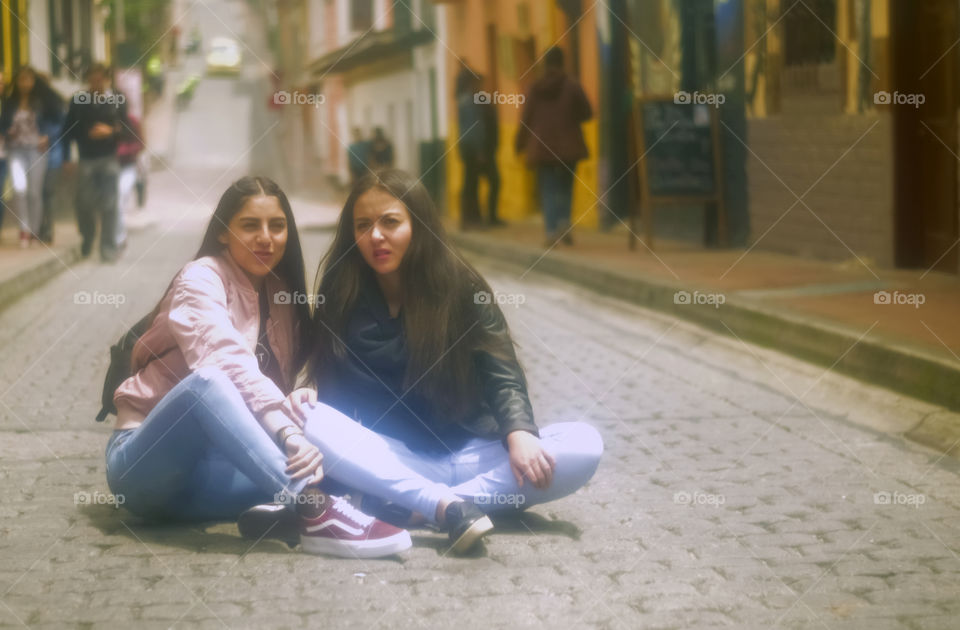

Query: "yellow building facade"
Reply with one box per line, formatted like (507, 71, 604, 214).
(1, 0, 30, 78)
(441, 0, 601, 228)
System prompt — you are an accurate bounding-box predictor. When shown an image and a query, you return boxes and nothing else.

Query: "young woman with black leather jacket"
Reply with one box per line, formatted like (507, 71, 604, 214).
(299, 168, 604, 551)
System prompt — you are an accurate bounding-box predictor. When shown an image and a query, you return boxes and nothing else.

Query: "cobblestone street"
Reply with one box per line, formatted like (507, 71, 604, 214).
(2, 168, 960, 628)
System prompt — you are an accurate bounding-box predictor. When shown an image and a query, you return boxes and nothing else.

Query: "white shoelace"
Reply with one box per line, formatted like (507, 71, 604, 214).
(331, 496, 375, 526)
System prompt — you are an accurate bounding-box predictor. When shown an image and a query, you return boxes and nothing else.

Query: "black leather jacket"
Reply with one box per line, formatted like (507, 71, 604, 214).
(316, 278, 539, 453)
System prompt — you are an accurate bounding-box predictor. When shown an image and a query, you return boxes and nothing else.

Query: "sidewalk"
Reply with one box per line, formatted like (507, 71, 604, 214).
(445, 218, 960, 450)
(0, 79, 172, 314)
(0, 221, 82, 312)
(0, 207, 161, 313)
(288, 196, 342, 231)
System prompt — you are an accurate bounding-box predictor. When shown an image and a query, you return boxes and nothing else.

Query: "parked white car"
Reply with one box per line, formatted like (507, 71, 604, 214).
(205, 37, 242, 75)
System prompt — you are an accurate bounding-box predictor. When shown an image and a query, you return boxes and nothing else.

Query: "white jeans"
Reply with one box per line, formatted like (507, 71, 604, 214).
(116, 164, 138, 246)
(302, 401, 603, 522)
(9, 147, 46, 235)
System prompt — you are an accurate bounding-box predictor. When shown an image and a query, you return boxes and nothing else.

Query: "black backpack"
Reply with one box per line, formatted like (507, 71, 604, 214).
(96, 280, 175, 422)
(95, 313, 158, 422)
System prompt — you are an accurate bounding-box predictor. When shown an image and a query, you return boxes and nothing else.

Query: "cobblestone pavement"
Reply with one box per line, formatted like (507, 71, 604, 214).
(2, 175, 960, 629)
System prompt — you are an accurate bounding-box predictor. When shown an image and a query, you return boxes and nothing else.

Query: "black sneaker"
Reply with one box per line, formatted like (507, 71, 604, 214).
(360, 494, 416, 528)
(237, 503, 299, 547)
(445, 501, 494, 554)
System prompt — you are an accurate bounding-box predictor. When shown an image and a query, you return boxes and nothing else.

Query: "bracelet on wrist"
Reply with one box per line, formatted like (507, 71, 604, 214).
(275, 425, 304, 448)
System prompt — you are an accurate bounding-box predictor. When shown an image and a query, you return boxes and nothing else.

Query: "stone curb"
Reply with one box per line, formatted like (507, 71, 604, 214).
(0, 243, 83, 314)
(0, 219, 157, 314)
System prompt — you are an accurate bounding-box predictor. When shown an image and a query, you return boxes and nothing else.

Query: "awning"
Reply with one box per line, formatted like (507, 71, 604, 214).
(309, 28, 435, 76)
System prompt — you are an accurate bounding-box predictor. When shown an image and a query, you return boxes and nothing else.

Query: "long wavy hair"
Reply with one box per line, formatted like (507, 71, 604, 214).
(311, 169, 516, 422)
(2, 66, 60, 121)
(193, 176, 313, 371)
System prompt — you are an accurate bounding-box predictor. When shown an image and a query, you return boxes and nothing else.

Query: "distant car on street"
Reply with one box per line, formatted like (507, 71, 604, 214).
(205, 37, 242, 75)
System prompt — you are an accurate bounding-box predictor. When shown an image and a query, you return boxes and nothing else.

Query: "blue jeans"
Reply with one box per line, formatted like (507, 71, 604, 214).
(537, 162, 576, 236)
(303, 402, 603, 522)
(105, 367, 310, 522)
(105, 367, 604, 524)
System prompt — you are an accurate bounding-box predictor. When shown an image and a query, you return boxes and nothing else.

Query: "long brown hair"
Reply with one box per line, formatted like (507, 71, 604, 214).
(196, 176, 313, 370)
(2, 66, 60, 121)
(311, 169, 516, 422)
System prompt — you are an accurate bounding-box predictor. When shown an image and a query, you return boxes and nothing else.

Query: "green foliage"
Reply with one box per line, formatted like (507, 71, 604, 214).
(106, 0, 173, 67)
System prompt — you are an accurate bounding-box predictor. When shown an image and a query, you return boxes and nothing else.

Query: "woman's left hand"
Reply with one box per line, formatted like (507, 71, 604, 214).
(283, 387, 317, 428)
(283, 433, 324, 483)
(507, 430, 556, 490)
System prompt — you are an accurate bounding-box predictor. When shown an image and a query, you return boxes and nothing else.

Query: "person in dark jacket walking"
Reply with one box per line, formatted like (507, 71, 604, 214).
(368, 127, 394, 170)
(62, 63, 131, 261)
(303, 169, 603, 551)
(347, 127, 370, 186)
(515, 47, 592, 247)
(456, 69, 503, 229)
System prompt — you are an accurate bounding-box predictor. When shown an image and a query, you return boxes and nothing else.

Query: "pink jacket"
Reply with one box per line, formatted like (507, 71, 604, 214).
(113, 254, 298, 430)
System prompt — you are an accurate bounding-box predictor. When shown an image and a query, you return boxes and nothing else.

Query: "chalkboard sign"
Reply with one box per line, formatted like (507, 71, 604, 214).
(640, 101, 716, 197)
(627, 96, 726, 250)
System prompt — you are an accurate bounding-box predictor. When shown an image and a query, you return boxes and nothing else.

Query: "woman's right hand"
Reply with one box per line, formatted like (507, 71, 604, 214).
(89, 122, 114, 139)
(283, 434, 323, 484)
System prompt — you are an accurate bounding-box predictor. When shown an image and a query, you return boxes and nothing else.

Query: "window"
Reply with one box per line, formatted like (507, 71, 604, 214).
(413, 0, 435, 31)
(781, 0, 839, 94)
(351, 0, 373, 31)
(394, 0, 412, 33)
(783, 0, 837, 67)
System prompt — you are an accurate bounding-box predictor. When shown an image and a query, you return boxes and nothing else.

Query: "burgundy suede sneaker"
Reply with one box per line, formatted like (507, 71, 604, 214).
(300, 495, 412, 558)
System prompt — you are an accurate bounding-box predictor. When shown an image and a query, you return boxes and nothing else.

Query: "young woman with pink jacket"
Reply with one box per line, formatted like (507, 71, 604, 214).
(104, 176, 412, 558)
